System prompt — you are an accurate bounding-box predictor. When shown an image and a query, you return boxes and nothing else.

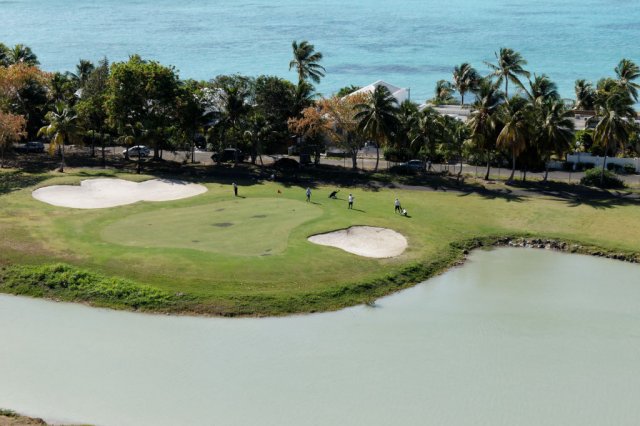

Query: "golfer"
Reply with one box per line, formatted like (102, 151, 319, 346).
(232, 182, 238, 197)
(394, 198, 401, 213)
(348, 193, 354, 209)
(305, 187, 311, 202)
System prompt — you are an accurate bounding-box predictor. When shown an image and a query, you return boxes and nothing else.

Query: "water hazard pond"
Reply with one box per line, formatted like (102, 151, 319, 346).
(1, 248, 640, 425)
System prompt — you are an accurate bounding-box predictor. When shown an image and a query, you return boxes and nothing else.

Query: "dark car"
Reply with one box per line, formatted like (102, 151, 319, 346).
(212, 148, 245, 163)
(400, 159, 425, 171)
(15, 141, 45, 153)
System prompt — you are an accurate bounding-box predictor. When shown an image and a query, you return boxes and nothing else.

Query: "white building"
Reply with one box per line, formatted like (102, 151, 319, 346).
(345, 80, 410, 104)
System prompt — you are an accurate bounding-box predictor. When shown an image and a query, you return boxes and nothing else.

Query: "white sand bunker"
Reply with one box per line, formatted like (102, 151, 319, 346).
(32, 178, 208, 209)
(308, 226, 407, 258)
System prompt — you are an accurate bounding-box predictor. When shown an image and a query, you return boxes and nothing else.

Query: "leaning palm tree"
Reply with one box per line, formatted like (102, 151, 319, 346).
(614, 58, 640, 102)
(574, 79, 595, 110)
(485, 47, 530, 100)
(433, 79, 455, 104)
(497, 96, 532, 182)
(8, 44, 39, 65)
(593, 91, 636, 186)
(528, 74, 560, 105)
(355, 85, 399, 171)
(537, 101, 575, 181)
(38, 102, 82, 172)
(452, 63, 480, 106)
(289, 40, 325, 85)
(468, 79, 503, 179)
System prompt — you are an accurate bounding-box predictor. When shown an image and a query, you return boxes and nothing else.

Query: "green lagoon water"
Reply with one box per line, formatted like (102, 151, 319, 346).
(1, 248, 639, 425)
(1, 0, 639, 101)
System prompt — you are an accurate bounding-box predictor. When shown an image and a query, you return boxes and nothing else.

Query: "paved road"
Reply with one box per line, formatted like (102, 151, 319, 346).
(81, 145, 640, 186)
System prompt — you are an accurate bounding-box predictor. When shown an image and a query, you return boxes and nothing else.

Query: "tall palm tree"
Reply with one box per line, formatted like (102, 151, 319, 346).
(434, 79, 455, 104)
(497, 96, 532, 182)
(410, 106, 439, 164)
(537, 101, 575, 181)
(485, 47, 530, 100)
(8, 44, 39, 65)
(395, 100, 419, 149)
(452, 63, 480, 106)
(38, 102, 82, 172)
(574, 79, 595, 110)
(593, 91, 636, 186)
(528, 74, 560, 105)
(355, 85, 399, 171)
(70, 59, 95, 89)
(614, 58, 640, 102)
(289, 40, 325, 85)
(468, 79, 503, 180)
(217, 84, 251, 164)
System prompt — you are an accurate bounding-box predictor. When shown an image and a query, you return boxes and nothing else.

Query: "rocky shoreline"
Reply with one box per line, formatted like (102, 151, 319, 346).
(460, 236, 640, 264)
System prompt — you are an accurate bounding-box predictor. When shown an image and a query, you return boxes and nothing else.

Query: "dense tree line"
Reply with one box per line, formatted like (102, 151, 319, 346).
(0, 41, 638, 186)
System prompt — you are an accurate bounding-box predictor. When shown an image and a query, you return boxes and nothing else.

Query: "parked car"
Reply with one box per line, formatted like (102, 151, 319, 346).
(400, 159, 425, 171)
(123, 145, 150, 157)
(14, 141, 45, 153)
(211, 148, 245, 162)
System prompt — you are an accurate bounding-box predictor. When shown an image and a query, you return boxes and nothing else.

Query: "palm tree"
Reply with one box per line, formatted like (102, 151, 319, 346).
(289, 40, 325, 85)
(355, 85, 399, 171)
(528, 74, 560, 105)
(217, 84, 251, 164)
(8, 44, 39, 65)
(574, 79, 595, 110)
(468, 79, 503, 179)
(485, 47, 530, 100)
(452, 63, 480, 106)
(0, 43, 10, 66)
(497, 96, 532, 182)
(38, 102, 82, 172)
(70, 59, 95, 89)
(434, 79, 455, 104)
(410, 107, 439, 165)
(394, 100, 419, 149)
(537, 101, 575, 181)
(593, 91, 636, 186)
(614, 58, 640, 102)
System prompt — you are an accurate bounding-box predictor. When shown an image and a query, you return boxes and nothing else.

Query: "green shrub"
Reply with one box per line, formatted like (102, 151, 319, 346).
(580, 167, 625, 189)
(623, 164, 636, 174)
(0, 263, 192, 310)
(383, 146, 412, 162)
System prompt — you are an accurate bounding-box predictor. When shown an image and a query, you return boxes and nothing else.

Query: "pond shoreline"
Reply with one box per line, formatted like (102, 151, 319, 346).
(0, 235, 638, 319)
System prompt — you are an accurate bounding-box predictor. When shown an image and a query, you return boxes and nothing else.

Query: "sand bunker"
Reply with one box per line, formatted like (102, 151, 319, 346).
(308, 226, 407, 258)
(32, 178, 208, 209)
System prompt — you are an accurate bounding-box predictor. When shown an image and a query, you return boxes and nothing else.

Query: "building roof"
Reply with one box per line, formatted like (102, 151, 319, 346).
(345, 80, 410, 104)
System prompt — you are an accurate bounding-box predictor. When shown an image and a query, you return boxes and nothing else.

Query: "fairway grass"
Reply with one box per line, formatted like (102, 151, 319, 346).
(1, 168, 640, 316)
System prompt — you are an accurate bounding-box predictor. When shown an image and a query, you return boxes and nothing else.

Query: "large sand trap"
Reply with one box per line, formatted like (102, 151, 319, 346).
(32, 178, 208, 209)
(308, 226, 407, 258)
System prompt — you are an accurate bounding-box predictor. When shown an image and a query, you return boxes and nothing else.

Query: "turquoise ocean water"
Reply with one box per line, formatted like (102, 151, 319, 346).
(1, 0, 639, 102)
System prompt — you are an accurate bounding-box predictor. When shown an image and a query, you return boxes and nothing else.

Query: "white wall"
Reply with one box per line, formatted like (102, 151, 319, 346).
(566, 154, 640, 172)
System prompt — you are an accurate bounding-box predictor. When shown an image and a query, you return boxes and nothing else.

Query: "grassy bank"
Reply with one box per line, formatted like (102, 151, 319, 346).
(1, 167, 640, 316)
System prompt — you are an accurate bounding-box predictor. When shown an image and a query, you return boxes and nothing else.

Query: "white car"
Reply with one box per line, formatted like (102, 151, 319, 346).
(123, 145, 150, 157)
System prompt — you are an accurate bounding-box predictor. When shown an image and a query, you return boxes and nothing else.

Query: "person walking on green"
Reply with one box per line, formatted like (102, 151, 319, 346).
(232, 182, 238, 197)
(305, 187, 311, 202)
(394, 198, 401, 213)
(348, 193, 354, 209)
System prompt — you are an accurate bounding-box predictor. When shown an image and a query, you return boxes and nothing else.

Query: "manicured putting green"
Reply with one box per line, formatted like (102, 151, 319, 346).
(101, 198, 322, 256)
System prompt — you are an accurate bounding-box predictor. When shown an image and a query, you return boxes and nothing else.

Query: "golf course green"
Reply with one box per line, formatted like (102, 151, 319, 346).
(1, 168, 640, 316)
